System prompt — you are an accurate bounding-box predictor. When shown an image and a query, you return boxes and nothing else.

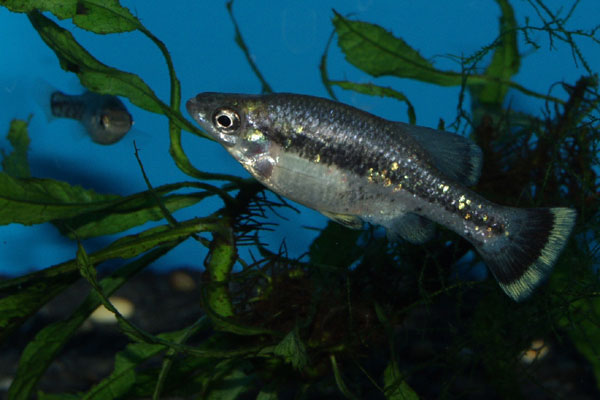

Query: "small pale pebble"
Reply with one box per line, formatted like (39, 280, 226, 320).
(90, 296, 135, 324)
(169, 270, 197, 292)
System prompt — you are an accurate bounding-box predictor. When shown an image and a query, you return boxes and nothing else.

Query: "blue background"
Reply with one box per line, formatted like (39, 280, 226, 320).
(0, 1, 598, 276)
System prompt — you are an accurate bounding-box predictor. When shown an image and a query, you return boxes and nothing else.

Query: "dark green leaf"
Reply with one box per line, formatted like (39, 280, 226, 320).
(1, 0, 77, 19)
(57, 190, 210, 239)
(330, 354, 359, 400)
(273, 327, 308, 371)
(37, 393, 81, 400)
(7, 245, 176, 400)
(205, 360, 254, 400)
(73, 0, 139, 34)
(472, 0, 521, 105)
(309, 221, 362, 269)
(330, 80, 416, 124)
(0, 218, 218, 340)
(333, 11, 461, 86)
(1, 118, 31, 178)
(383, 361, 419, 400)
(0, 172, 118, 226)
(1, 0, 138, 34)
(27, 11, 201, 135)
(559, 297, 600, 389)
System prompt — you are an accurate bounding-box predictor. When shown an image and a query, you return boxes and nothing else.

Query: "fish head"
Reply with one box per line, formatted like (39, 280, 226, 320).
(86, 95, 133, 145)
(186, 93, 277, 180)
(185, 92, 254, 147)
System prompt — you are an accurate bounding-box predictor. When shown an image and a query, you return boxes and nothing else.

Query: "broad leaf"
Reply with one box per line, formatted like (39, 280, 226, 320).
(333, 11, 461, 86)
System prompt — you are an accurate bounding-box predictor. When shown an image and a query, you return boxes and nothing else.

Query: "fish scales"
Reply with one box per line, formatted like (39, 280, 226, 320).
(227, 94, 499, 239)
(186, 92, 576, 301)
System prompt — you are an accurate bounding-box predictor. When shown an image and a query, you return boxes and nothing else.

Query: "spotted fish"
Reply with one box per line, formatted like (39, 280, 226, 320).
(186, 92, 576, 301)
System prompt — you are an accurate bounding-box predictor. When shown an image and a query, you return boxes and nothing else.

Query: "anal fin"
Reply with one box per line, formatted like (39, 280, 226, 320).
(386, 212, 435, 244)
(321, 211, 363, 230)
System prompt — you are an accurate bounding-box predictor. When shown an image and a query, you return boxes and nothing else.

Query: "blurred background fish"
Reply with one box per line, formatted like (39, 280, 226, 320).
(35, 81, 133, 145)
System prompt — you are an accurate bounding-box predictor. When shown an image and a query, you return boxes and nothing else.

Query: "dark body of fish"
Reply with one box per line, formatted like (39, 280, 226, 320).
(50, 91, 133, 145)
(186, 92, 576, 301)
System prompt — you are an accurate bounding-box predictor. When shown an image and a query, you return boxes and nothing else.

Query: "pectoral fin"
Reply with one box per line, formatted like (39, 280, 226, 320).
(321, 211, 363, 230)
(386, 212, 435, 244)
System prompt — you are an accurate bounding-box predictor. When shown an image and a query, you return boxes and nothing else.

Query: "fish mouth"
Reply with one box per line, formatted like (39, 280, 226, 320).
(185, 97, 204, 123)
(186, 97, 213, 134)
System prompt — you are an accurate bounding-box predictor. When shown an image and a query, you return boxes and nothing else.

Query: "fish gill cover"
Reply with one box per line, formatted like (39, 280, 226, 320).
(0, 0, 598, 399)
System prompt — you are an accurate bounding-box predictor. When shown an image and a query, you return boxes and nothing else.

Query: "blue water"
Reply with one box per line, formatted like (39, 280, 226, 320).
(0, 1, 598, 276)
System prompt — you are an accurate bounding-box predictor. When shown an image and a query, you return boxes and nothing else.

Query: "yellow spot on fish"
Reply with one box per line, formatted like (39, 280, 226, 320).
(247, 130, 264, 142)
(478, 204, 482, 209)
(487, 227, 493, 232)
(295, 125, 304, 133)
(482, 215, 488, 222)
(459, 195, 466, 203)
(465, 213, 471, 220)
(466, 199, 471, 205)
(394, 184, 403, 192)
(314, 154, 320, 163)
(505, 231, 510, 237)
(391, 162, 399, 171)
(443, 185, 449, 193)
(383, 178, 392, 187)
(475, 225, 480, 231)
(458, 203, 465, 210)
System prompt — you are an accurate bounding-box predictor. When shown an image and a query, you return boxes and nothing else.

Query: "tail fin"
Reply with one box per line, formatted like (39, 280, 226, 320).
(31, 78, 60, 122)
(476, 207, 576, 301)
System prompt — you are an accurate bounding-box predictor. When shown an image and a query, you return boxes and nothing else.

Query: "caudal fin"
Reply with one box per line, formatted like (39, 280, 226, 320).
(476, 207, 576, 301)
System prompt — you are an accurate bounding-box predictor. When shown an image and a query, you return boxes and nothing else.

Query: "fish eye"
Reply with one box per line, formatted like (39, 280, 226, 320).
(100, 114, 110, 128)
(212, 108, 241, 133)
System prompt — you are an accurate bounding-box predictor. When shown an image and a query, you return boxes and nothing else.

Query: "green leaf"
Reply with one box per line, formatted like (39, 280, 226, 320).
(205, 360, 254, 400)
(1, 0, 138, 34)
(56, 186, 210, 239)
(1, 0, 77, 19)
(256, 389, 279, 400)
(333, 11, 461, 86)
(330, 354, 359, 400)
(1, 118, 31, 178)
(559, 297, 600, 389)
(83, 342, 164, 400)
(0, 272, 75, 342)
(273, 327, 308, 370)
(37, 393, 80, 400)
(332, 11, 557, 104)
(27, 11, 201, 136)
(309, 221, 362, 269)
(7, 245, 176, 400)
(0, 172, 118, 226)
(383, 361, 419, 400)
(72, 0, 138, 34)
(329, 80, 416, 124)
(471, 0, 520, 105)
(0, 218, 218, 340)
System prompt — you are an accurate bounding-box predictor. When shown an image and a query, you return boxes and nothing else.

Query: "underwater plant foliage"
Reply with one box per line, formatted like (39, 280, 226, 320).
(0, 0, 599, 398)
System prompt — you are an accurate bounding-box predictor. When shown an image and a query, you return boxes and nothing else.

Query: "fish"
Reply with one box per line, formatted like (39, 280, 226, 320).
(46, 89, 133, 145)
(186, 92, 576, 301)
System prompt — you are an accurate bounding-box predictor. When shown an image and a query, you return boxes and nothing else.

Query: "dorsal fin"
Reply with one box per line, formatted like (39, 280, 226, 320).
(395, 122, 483, 186)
